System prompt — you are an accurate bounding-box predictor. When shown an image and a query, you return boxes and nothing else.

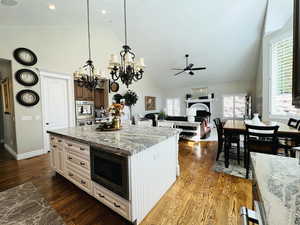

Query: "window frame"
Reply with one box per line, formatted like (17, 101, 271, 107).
(268, 29, 297, 119)
(222, 93, 247, 120)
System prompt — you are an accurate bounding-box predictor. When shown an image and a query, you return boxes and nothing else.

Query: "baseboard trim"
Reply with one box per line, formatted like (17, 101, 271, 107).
(4, 144, 17, 159)
(3, 145, 45, 160)
(17, 149, 45, 160)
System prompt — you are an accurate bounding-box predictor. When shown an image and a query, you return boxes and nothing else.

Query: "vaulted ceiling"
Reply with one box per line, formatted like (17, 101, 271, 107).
(0, 0, 268, 88)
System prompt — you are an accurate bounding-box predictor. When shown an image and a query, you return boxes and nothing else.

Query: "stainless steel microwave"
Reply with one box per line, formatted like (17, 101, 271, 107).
(90, 145, 129, 200)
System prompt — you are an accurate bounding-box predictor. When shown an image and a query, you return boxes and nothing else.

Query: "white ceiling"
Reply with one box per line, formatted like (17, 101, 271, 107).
(0, 0, 268, 89)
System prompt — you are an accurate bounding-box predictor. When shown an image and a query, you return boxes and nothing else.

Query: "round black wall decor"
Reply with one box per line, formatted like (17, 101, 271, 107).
(15, 69, 39, 86)
(16, 90, 40, 107)
(13, 48, 38, 66)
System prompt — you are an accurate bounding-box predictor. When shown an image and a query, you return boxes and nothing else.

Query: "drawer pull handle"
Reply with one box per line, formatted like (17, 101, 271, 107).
(80, 180, 86, 185)
(68, 144, 73, 147)
(80, 162, 85, 166)
(68, 157, 72, 160)
(80, 147, 85, 151)
(53, 145, 57, 148)
(58, 140, 62, 143)
(98, 193, 105, 198)
(69, 173, 74, 177)
(114, 203, 121, 208)
(51, 137, 55, 140)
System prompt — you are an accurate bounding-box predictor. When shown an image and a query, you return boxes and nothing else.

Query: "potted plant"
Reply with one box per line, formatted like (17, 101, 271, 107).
(123, 90, 138, 122)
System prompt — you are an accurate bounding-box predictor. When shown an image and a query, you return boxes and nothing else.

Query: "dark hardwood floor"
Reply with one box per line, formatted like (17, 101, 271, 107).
(0, 141, 252, 225)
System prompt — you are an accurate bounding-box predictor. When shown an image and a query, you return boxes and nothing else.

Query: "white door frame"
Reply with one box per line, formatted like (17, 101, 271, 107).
(40, 70, 75, 153)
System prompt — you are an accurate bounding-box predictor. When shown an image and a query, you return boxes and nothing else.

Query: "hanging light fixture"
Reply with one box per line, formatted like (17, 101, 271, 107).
(108, 0, 146, 88)
(73, 0, 104, 89)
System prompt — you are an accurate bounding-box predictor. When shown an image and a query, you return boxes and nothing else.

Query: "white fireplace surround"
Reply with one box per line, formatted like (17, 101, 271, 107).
(186, 99, 212, 117)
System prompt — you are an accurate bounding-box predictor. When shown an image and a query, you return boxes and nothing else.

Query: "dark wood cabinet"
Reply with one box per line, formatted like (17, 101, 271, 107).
(94, 80, 109, 109)
(293, 0, 300, 108)
(94, 89, 105, 108)
(74, 81, 84, 99)
(74, 80, 108, 109)
(74, 81, 94, 101)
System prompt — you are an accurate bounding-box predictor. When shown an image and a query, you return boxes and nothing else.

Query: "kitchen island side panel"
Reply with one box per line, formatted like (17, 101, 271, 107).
(129, 136, 178, 224)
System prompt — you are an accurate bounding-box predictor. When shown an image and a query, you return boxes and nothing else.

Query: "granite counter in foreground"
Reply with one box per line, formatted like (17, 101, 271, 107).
(47, 125, 180, 156)
(251, 152, 300, 225)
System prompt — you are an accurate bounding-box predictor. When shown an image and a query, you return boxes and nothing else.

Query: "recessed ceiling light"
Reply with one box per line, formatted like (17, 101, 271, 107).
(101, 9, 107, 15)
(1, 0, 19, 7)
(48, 3, 56, 10)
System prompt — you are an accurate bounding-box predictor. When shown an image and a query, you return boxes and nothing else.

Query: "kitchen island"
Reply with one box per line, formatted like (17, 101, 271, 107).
(47, 125, 180, 225)
(251, 153, 300, 225)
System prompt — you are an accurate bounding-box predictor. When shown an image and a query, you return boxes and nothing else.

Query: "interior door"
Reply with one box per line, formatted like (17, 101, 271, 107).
(43, 76, 70, 152)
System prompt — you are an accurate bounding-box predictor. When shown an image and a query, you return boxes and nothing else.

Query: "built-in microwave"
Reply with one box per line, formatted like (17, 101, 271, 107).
(90, 145, 129, 200)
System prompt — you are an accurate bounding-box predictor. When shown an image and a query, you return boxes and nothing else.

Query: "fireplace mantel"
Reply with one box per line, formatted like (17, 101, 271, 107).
(185, 98, 213, 104)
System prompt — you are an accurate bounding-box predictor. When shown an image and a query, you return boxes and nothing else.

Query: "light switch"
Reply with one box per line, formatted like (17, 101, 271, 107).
(21, 116, 33, 121)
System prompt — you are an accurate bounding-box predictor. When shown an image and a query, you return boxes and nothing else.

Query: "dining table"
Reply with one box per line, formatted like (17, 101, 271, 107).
(223, 119, 300, 168)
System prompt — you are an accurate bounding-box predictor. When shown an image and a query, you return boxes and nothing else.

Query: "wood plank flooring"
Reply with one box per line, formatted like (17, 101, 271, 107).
(0, 141, 252, 225)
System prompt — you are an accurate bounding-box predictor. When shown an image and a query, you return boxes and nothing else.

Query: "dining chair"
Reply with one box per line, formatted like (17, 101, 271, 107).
(245, 124, 279, 178)
(214, 118, 241, 164)
(278, 118, 300, 157)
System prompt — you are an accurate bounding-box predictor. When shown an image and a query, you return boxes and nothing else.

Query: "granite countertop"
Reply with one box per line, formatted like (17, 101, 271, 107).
(251, 153, 300, 225)
(47, 125, 180, 156)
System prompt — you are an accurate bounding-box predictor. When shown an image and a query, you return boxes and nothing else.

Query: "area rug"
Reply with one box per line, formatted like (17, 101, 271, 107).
(213, 150, 252, 180)
(0, 182, 65, 225)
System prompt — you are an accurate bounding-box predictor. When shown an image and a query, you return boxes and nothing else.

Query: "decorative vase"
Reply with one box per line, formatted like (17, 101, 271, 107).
(252, 113, 260, 125)
(112, 116, 121, 129)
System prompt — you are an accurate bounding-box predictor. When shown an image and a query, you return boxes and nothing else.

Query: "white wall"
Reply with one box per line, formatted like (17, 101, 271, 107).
(0, 25, 164, 155)
(163, 80, 256, 120)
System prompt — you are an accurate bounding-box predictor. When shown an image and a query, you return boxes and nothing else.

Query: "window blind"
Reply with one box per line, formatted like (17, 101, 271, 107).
(272, 37, 293, 94)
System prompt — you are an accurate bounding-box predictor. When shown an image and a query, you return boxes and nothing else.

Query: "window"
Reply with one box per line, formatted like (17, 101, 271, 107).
(270, 36, 300, 116)
(166, 98, 180, 116)
(223, 94, 246, 119)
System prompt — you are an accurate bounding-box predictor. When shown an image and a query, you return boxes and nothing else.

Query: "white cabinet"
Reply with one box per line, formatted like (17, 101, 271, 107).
(49, 135, 65, 175)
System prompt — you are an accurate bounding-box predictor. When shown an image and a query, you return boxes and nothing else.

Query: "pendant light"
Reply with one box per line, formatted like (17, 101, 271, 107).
(108, 0, 146, 88)
(73, 0, 104, 89)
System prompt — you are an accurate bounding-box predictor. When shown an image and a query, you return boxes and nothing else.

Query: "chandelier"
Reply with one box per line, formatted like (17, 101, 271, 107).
(108, 0, 146, 88)
(73, 0, 104, 89)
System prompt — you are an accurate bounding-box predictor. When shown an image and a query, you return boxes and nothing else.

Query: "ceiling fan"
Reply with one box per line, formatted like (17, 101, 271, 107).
(172, 54, 206, 76)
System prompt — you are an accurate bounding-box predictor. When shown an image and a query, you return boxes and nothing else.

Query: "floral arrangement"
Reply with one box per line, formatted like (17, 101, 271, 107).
(108, 103, 124, 117)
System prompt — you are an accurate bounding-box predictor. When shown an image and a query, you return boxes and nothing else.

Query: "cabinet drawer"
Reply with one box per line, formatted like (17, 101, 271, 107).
(51, 143, 63, 151)
(65, 139, 89, 159)
(93, 182, 130, 220)
(50, 135, 64, 148)
(66, 164, 91, 193)
(66, 153, 90, 173)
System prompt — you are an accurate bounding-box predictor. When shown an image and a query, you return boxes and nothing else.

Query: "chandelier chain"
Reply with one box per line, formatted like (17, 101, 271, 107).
(87, 0, 92, 60)
(124, 0, 128, 46)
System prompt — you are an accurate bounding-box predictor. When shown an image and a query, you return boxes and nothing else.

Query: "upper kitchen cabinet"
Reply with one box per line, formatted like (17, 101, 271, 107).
(94, 80, 109, 109)
(74, 81, 94, 101)
(74, 80, 109, 109)
(293, 0, 300, 107)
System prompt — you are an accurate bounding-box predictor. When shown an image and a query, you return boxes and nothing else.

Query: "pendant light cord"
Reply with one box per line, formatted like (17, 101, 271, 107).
(87, 0, 92, 60)
(124, 0, 128, 46)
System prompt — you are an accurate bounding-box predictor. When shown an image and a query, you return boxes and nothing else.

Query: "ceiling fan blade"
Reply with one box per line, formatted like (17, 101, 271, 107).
(191, 67, 206, 71)
(174, 70, 185, 76)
